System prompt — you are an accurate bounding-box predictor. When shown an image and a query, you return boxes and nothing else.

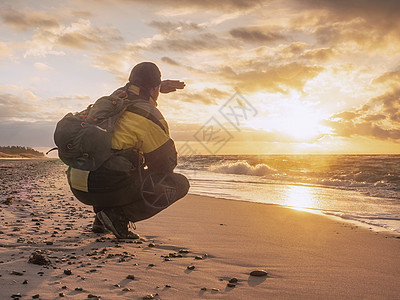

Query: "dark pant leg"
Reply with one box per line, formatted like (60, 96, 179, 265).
(70, 179, 141, 213)
(120, 172, 190, 222)
(70, 172, 189, 221)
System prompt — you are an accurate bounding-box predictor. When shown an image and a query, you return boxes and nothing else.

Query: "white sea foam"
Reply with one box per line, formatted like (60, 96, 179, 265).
(209, 160, 278, 176)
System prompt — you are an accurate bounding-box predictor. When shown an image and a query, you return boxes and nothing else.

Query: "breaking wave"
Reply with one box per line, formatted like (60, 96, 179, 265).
(209, 160, 278, 177)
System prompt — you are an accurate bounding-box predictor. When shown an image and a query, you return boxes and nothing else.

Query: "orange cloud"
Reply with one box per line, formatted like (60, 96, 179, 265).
(229, 27, 286, 43)
(325, 69, 400, 141)
(218, 62, 324, 93)
(0, 8, 59, 31)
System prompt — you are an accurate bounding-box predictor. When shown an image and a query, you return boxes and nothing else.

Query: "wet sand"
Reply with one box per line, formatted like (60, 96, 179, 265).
(0, 159, 399, 299)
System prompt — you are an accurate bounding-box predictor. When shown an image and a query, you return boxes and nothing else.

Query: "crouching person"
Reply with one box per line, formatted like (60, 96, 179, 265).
(66, 62, 189, 239)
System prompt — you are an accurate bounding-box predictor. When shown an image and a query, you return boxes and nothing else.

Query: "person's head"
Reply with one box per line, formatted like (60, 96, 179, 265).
(128, 62, 161, 101)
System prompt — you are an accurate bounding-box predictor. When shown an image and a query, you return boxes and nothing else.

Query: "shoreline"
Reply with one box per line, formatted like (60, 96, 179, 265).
(187, 191, 400, 237)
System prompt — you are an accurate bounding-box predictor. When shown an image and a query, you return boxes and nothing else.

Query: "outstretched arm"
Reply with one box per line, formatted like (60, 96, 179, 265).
(160, 80, 185, 94)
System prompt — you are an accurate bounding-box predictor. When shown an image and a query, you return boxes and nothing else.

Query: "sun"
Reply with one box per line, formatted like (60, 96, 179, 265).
(249, 93, 330, 142)
(276, 104, 327, 141)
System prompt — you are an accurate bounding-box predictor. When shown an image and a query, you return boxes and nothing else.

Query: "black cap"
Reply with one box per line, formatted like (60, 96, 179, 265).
(128, 62, 161, 89)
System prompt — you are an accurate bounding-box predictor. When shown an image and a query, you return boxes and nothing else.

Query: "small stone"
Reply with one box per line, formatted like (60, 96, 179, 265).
(11, 293, 21, 298)
(227, 283, 236, 288)
(164, 258, 171, 261)
(200, 287, 207, 291)
(211, 288, 220, 292)
(148, 243, 156, 247)
(250, 270, 268, 277)
(194, 256, 203, 260)
(148, 264, 155, 267)
(122, 288, 131, 292)
(165, 284, 171, 288)
(32, 295, 40, 299)
(143, 294, 155, 300)
(187, 265, 195, 270)
(126, 274, 135, 280)
(28, 251, 51, 266)
(11, 271, 23, 276)
(62, 286, 67, 289)
(87, 294, 100, 299)
(113, 284, 120, 287)
(3, 197, 13, 205)
(75, 287, 83, 291)
(229, 277, 238, 283)
(178, 249, 189, 254)
(59, 292, 65, 297)
(64, 269, 72, 275)
(23, 279, 28, 284)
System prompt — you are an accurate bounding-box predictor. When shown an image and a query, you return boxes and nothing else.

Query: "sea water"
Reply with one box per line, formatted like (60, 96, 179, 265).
(176, 155, 400, 234)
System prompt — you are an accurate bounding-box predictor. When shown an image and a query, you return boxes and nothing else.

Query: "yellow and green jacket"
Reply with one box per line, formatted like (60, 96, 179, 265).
(68, 83, 177, 192)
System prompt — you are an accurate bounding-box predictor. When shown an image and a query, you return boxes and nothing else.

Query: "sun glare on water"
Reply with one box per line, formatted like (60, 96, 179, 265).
(285, 185, 317, 212)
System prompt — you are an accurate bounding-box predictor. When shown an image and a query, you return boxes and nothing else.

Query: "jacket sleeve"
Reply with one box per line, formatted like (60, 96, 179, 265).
(144, 138, 177, 173)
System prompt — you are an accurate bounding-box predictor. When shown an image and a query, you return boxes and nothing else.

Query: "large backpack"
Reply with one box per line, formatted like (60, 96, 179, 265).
(53, 96, 135, 171)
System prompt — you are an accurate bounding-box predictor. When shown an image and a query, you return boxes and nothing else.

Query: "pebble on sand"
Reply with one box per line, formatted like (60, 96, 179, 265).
(28, 251, 51, 266)
(10, 271, 23, 276)
(64, 269, 72, 275)
(126, 274, 135, 280)
(250, 270, 268, 277)
(187, 265, 195, 270)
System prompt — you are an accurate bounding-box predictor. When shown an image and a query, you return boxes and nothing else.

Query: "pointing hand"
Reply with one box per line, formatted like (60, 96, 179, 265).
(160, 80, 185, 94)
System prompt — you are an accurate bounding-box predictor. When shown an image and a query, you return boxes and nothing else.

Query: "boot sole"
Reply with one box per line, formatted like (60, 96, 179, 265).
(97, 211, 140, 239)
(97, 211, 123, 239)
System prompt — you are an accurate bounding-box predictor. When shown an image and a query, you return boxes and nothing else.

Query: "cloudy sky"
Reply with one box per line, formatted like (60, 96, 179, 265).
(1, 0, 400, 154)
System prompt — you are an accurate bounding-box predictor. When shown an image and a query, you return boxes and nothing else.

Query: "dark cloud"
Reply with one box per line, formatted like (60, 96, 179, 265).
(218, 62, 324, 93)
(0, 8, 59, 31)
(149, 21, 204, 34)
(118, 0, 264, 11)
(149, 33, 237, 52)
(300, 48, 336, 62)
(229, 27, 286, 43)
(71, 10, 93, 18)
(299, 0, 400, 25)
(373, 69, 400, 86)
(0, 93, 40, 118)
(326, 84, 400, 141)
(58, 25, 123, 50)
(0, 120, 56, 147)
(297, 0, 400, 45)
(173, 88, 231, 105)
(161, 56, 181, 66)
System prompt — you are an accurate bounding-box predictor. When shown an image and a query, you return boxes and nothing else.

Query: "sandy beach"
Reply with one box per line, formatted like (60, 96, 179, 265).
(0, 159, 399, 299)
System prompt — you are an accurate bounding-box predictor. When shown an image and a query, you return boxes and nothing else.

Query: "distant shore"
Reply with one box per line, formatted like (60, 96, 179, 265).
(0, 152, 44, 159)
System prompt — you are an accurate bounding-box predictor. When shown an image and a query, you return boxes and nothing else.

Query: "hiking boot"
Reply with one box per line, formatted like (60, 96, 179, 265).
(97, 208, 140, 239)
(92, 215, 106, 233)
